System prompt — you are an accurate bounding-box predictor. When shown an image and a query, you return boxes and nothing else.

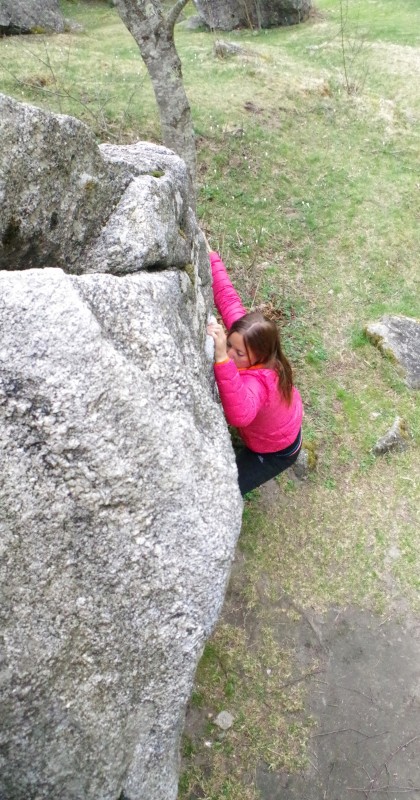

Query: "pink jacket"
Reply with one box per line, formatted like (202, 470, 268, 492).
(210, 252, 303, 453)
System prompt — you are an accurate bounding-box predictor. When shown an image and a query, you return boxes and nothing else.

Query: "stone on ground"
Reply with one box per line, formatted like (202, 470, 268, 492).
(373, 416, 410, 455)
(365, 315, 420, 389)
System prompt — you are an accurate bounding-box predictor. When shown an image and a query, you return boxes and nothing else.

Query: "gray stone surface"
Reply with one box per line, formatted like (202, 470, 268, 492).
(291, 448, 309, 479)
(214, 710, 235, 730)
(373, 416, 410, 455)
(0, 0, 65, 34)
(0, 95, 243, 800)
(214, 40, 245, 58)
(194, 0, 312, 30)
(0, 93, 129, 273)
(365, 315, 420, 389)
(89, 142, 198, 275)
(177, 13, 209, 31)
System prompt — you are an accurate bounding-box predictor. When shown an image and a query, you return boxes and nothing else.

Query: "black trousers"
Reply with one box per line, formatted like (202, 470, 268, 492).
(235, 430, 302, 496)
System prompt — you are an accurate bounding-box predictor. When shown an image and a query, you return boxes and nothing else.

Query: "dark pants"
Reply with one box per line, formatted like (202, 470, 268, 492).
(235, 430, 302, 496)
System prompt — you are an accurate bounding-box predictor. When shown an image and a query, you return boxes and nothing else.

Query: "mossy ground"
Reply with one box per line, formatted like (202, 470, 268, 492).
(1, 2, 419, 797)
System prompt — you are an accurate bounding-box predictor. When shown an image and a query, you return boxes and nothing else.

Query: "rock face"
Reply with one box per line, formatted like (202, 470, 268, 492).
(0, 94, 129, 273)
(0, 95, 243, 800)
(193, 0, 312, 30)
(0, 0, 65, 34)
(365, 315, 420, 390)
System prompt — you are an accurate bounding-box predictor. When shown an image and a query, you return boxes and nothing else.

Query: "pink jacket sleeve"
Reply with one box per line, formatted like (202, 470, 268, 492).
(214, 359, 268, 427)
(209, 251, 247, 331)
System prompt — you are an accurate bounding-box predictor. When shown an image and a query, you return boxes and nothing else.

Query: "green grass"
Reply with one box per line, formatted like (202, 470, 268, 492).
(1, 2, 419, 798)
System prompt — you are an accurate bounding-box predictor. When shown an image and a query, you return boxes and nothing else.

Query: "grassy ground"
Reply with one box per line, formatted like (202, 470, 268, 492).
(1, 2, 419, 798)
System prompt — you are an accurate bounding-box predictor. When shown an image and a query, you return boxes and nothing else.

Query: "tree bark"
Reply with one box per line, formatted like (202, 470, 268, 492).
(113, 0, 196, 190)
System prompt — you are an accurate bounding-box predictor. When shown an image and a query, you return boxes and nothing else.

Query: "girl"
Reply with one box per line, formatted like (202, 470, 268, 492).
(206, 247, 303, 496)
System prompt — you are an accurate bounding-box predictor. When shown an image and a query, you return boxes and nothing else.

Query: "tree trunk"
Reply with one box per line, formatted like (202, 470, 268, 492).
(113, 0, 196, 190)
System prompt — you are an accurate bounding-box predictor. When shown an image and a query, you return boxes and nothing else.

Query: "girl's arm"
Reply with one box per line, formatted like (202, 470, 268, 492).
(214, 359, 267, 427)
(209, 252, 247, 330)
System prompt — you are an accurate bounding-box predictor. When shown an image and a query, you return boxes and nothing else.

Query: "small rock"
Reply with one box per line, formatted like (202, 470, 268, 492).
(373, 416, 410, 455)
(365, 315, 420, 390)
(292, 445, 317, 480)
(214, 40, 243, 58)
(177, 14, 209, 31)
(214, 710, 234, 731)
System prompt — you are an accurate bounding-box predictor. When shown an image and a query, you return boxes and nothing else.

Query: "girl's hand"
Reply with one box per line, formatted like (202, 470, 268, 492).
(207, 322, 228, 363)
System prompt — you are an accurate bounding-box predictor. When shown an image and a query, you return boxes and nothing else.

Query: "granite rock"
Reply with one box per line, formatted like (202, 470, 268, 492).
(0, 0, 65, 35)
(365, 315, 420, 390)
(193, 0, 312, 30)
(0, 95, 243, 800)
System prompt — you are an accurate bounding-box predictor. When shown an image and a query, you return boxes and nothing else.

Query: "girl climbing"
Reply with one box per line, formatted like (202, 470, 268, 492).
(206, 245, 303, 496)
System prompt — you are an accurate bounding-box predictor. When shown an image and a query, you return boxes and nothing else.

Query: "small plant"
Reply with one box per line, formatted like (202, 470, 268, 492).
(338, 0, 370, 94)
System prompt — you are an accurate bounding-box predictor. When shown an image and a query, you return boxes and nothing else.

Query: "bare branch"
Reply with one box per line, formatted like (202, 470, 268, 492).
(166, 0, 190, 30)
(278, 667, 324, 691)
(310, 728, 389, 740)
(349, 787, 420, 794)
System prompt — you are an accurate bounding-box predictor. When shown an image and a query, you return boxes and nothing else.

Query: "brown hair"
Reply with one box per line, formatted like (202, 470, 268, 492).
(229, 311, 294, 404)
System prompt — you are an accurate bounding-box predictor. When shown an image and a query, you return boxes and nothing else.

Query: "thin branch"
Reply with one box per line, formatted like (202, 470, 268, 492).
(284, 597, 329, 653)
(349, 788, 420, 794)
(278, 667, 324, 691)
(166, 0, 190, 30)
(313, 679, 375, 704)
(310, 728, 389, 740)
(0, 64, 118, 139)
(361, 734, 420, 799)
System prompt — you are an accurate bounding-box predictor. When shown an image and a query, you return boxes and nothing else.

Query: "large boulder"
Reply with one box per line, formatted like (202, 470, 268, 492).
(193, 0, 312, 30)
(0, 0, 65, 34)
(0, 95, 243, 800)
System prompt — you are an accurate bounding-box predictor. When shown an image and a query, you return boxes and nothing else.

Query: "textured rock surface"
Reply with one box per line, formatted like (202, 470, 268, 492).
(0, 93, 129, 273)
(194, 0, 312, 30)
(0, 96, 243, 800)
(0, 0, 65, 34)
(365, 315, 420, 389)
(88, 142, 198, 275)
(373, 417, 410, 455)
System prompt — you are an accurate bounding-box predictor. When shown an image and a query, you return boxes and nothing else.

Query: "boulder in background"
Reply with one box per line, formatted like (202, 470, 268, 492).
(0, 0, 65, 34)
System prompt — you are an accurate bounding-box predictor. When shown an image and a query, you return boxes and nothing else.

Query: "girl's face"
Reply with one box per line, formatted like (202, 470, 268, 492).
(227, 332, 254, 369)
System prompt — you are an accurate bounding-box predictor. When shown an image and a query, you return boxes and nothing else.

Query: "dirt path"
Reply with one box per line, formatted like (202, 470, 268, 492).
(181, 469, 420, 799)
(256, 606, 420, 799)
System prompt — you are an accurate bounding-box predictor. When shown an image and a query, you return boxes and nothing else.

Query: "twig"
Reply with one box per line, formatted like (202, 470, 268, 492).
(361, 735, 420, 798)
(0, 65, 119, 140)
(310, 728, 389, 740)
(349, 788, 420, 794)
(284, 597, 329, 654)
(250, 274, 263, 309)
(313, 679, 375, 704)
(307, 756, 320, 776)
(278, 667, 324, 691)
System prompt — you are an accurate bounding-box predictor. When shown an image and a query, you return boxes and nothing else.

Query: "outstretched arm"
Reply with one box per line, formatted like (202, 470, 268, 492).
(209, 252, 247, 330)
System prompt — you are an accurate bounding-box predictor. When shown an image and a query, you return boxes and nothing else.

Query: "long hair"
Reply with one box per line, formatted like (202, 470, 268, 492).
(229, 311, 294, 405)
